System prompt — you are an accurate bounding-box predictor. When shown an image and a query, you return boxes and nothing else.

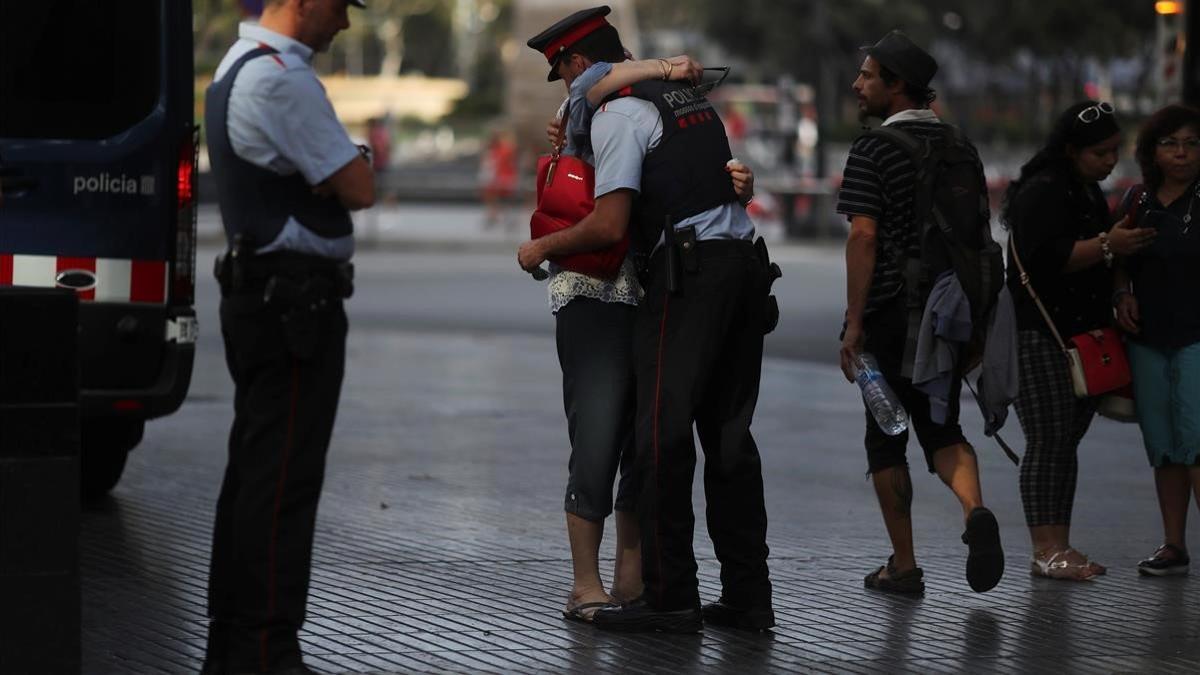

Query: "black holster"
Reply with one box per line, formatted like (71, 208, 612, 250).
(755, 237, 782, 334)
(215, 240, 354, 359)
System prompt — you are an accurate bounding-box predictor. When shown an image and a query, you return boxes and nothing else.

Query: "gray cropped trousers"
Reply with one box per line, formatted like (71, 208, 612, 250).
(555, 296, 638, 521)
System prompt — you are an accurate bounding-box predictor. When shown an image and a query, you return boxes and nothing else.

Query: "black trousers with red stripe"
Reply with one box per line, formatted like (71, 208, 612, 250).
(206, 291, 346, 673)
(634, 239, 773, 612)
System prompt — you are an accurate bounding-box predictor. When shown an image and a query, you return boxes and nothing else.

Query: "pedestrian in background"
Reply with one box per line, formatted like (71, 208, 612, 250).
(1114, 104, 1200, 577)
(481, 129, 517, 229)
(1003, 100, 1153, 581)
(520, 5, 774, 634)
(837, 30, 1004, 596)
(202, 0, 373, 672)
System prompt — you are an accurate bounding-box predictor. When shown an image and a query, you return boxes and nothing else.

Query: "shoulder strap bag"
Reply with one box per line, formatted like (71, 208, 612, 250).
(1008, 230, 1135, 420)
(529, 109, 629, 280)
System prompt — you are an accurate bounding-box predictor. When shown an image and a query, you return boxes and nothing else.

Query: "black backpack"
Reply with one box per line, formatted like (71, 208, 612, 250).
(865, 125, 1004, 368)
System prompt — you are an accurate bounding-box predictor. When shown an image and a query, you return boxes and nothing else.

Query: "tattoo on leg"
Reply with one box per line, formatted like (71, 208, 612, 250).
(892, 469, 914, 516)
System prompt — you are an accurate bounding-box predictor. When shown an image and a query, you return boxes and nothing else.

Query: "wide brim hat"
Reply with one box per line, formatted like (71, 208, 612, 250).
(860, 29, 937, 89)
(527, 6, 612, 82)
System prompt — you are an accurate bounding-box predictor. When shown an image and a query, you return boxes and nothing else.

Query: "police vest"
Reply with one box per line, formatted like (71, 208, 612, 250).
(204, 46, 353, 247)
(605, 81, 739, 253)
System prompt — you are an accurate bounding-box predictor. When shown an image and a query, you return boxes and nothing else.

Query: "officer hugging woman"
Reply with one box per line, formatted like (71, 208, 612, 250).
(518, 5, 781, 634)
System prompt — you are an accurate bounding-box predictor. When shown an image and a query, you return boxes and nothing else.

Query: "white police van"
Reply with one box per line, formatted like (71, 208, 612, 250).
(0, 0, 197, 498)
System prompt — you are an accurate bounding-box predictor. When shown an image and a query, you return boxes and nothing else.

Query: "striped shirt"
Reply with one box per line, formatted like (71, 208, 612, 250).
(836, 117, 952, 315)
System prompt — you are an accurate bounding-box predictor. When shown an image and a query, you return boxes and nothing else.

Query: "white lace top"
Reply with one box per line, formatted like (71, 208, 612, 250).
(548, 257, 642, 314)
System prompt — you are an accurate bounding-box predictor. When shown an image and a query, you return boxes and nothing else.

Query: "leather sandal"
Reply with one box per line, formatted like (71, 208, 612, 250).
(864, 555, 925, 594)
(561, 600, 615, 624)
(1030, 548, 1097, 581)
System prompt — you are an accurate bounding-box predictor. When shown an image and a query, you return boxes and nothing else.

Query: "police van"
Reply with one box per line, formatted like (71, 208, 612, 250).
(0, 0, 197, 498)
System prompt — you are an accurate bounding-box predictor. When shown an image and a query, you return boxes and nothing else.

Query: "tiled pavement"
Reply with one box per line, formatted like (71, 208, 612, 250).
(82, 276, 1200, 672)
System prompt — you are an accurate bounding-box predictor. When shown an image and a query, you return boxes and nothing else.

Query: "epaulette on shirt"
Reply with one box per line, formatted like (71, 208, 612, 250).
(252, 43, 309, 72)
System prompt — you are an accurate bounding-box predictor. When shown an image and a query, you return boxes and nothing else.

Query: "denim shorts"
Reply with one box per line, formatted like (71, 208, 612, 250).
(1129, 340, 1200, 467)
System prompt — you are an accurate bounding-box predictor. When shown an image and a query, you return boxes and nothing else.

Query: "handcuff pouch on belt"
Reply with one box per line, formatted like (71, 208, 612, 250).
(662, 218, 700, 296)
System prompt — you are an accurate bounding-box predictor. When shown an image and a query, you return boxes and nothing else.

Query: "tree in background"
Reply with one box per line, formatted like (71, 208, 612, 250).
(193, 0, 455, 77)
(638, 0, 1156, 141)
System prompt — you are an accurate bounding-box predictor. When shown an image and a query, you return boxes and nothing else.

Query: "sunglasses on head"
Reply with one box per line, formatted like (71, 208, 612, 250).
(1077, 101, 1115, 123)
(693, 66, 730, 97)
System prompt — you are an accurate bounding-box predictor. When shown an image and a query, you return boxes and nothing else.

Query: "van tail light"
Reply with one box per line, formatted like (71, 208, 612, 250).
(171, 125, 199, 306)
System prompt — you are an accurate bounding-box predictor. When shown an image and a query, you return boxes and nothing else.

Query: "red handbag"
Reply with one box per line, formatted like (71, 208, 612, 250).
(1066, 328, 1132, 397)
(1009, 232, 1133, 400)
(531, 148, 628, 280)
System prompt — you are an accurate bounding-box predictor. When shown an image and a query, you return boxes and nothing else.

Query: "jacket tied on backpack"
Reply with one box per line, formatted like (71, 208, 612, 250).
(862, 122, 1017, 436)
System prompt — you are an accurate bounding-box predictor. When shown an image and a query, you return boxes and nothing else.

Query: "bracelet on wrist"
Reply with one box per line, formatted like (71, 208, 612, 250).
(1112, 288, 1132, 306)
(1098, 232, 1114, 267)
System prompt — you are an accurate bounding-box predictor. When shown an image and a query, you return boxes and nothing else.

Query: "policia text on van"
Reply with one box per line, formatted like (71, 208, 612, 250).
(0, 0, 199, 499)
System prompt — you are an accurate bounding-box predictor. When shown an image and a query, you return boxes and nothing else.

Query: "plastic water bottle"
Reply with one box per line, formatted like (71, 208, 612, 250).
(853, 353, 908, 436)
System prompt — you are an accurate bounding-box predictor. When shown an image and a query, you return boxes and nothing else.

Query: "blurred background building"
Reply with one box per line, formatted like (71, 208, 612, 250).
(194, 0, 1185, 238)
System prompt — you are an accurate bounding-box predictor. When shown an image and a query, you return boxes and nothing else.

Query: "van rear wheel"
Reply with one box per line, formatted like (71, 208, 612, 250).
(80, 418, 144, 501)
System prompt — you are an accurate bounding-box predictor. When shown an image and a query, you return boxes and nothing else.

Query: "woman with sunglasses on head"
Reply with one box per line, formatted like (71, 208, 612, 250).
(1002, 101, 1156, 580)
(1113, 105, 1200, 577)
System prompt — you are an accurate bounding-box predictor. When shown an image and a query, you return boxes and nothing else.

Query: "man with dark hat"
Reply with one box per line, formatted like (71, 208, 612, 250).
(836, 30, 1005, 595)
(202, 0, 371, 672)
(520, 6, 775, 634)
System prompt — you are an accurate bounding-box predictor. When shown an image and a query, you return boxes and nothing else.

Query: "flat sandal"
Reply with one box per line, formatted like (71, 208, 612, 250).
(1030, 549, 1096, 581)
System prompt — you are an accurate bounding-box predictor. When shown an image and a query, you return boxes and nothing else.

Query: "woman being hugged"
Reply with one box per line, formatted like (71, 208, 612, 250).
(522, 9, 754, 622)
(1003, 101, 1156, 580)
(1115, 104, 1200, 577)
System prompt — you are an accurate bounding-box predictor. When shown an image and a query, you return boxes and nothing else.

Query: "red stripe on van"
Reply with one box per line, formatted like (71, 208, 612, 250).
(130, 260, 167, 303)
(57, 256, 96, 301)
(0, 255, 12, 285)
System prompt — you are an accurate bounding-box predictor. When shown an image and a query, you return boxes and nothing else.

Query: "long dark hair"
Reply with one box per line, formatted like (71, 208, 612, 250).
(1001, 101, 1105, 229)
(1134, 104, 1200, 190)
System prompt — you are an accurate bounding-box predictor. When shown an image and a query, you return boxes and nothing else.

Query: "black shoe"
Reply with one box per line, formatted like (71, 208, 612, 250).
(1138, 544, 1191, 577)
(592, 597, 702, 633)
(702, 601, 775, 631)
(963, 506, 1004, 592)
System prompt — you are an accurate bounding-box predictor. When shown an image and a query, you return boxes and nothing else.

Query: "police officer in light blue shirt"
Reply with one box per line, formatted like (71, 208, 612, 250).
(202, 1, 371, 673)
(519, 6, 777, 636)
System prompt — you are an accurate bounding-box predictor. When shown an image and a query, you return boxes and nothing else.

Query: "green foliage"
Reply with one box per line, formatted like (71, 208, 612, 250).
(642, 0, 1158, 142)
(681, 0, 1155, 78)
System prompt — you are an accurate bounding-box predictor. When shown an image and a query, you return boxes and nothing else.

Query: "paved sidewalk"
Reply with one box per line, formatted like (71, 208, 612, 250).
(83, 308, 1200, 672)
